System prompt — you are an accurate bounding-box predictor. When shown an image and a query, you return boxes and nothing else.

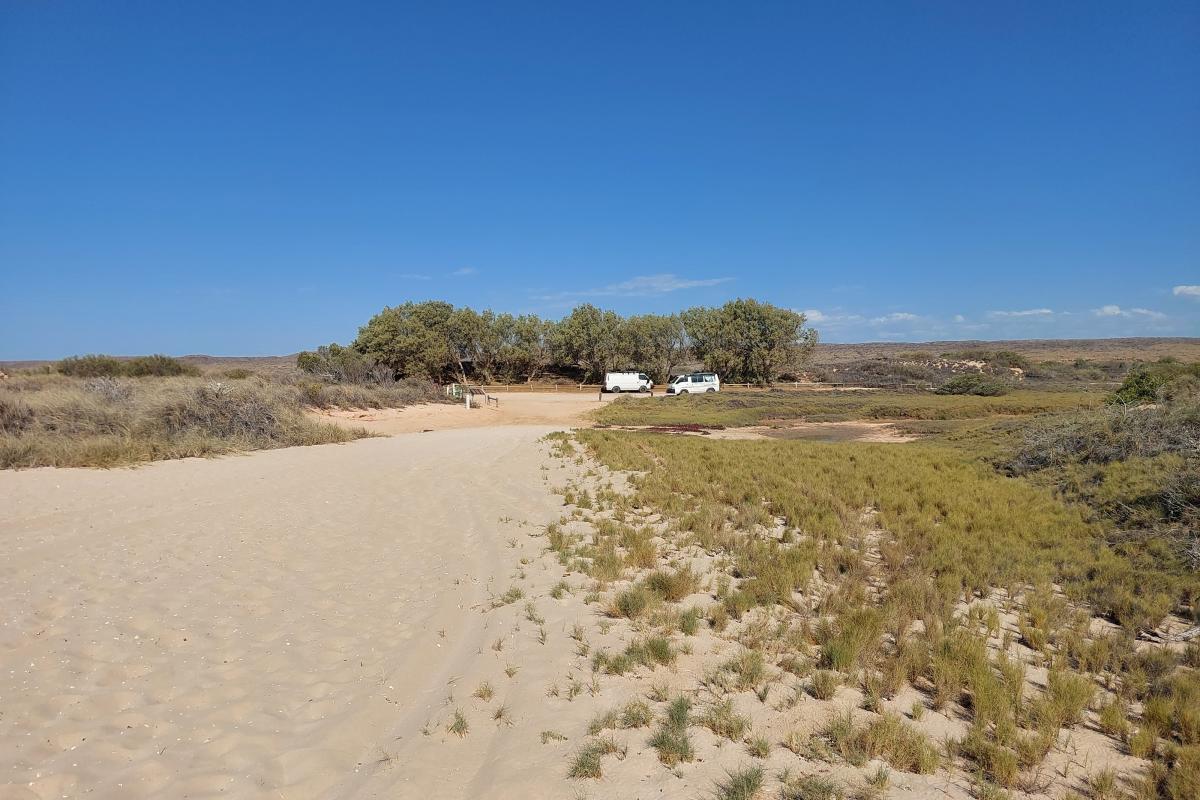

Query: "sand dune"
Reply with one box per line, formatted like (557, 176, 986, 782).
(0, 426, 593, 799)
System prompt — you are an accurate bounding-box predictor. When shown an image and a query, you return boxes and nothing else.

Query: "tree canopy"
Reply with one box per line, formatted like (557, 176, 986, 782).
(304, 298, 817, 385)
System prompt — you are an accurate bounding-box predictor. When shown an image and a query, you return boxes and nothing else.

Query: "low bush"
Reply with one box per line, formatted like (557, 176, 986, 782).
(0, 372, 443, 468)
(935, 374, 1009, 396)
(57, 353, 200, 378)
(1109, 359, 1200, 405)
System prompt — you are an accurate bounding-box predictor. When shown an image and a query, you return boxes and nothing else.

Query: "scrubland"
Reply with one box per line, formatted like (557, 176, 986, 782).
(538, 375, 1198, 799)
(595, 389, 1101, 428)
(0, 369, 445, 468)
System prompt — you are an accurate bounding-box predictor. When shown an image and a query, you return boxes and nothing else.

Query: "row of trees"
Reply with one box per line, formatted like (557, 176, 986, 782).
(300, 299, 817, 385)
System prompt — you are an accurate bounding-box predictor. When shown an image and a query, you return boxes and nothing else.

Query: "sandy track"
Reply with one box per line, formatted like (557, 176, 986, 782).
(0, 426, 579, 799)
(311, 391, 613, 435)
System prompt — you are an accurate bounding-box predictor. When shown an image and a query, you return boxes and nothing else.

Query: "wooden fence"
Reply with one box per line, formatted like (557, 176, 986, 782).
(456, 381, 936, 394)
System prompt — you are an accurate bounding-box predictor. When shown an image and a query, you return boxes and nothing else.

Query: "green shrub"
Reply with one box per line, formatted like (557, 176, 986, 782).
(1109, 360, 1200, 405)
(57, 353, 200, 378)
(56, 354, 126, 377)
(935, 374, 1009, 396)
(124, 354, 200, 377)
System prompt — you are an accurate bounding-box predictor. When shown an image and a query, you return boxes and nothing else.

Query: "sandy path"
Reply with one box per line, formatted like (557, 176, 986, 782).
(0, 426, 581, 799)
(312, 391, 613, 436)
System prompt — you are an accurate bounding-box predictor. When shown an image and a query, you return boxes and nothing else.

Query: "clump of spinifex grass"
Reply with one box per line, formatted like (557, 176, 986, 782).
(715, 765, 765, 800)
(649, 696, 694, 766)
(567, 735, 626, 779)
(819, 710, 939, 774)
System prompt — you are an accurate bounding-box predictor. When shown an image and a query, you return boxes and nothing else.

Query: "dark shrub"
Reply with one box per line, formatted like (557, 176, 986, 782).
(57, 354, 198, 378)
(1110, 360, 1200, 405)
(935, 374, 1009, 396)
(124, 354, 200, 377)
(57, 355, 126, 377)
(297, 343, 391, 384)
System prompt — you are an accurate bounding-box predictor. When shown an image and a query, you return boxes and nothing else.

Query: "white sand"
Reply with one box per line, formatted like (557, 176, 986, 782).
(311, 391, 612, 436)
(0, 426, 596, 799)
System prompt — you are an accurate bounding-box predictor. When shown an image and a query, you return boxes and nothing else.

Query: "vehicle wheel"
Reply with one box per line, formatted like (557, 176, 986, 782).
(611, 386, 621, 393)
(679, 389, 689, 395)
(706, 388, 716, 393)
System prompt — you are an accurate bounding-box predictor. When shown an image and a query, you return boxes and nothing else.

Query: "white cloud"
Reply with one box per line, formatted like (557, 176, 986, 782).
(988, 308, 1054, 318)
(870, 312, 919, 323)
(952, 314, 966, 323)
(1174, 285, 1200, 299)
(451, 267, 478, 276)
(605, 274, 731, 294)
(1092, 305, 1166, 320)
(801, 309, 864, 326)
(535, 273, 732, 300)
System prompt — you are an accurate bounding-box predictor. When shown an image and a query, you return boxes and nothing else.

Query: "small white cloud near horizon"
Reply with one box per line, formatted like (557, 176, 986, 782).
(1174, 285, 1200, 299)
(451, 267, 479, 276)
(536, 273, 732, 300)
(801, 309, 864, 326)
(1092, 304, 1166, 320)
(953, 314, 966, 323)
(988, 308, 1054, 318)
(871, 312, 919, 324)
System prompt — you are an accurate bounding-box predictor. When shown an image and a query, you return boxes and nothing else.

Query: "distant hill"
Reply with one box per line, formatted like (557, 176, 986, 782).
(0, 354, 300, 373)
(812, 337, 1200, 365)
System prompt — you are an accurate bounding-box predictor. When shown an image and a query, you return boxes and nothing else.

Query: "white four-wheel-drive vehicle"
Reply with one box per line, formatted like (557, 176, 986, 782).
(604, 371, 653, 393)
(665, 372, 720, 394)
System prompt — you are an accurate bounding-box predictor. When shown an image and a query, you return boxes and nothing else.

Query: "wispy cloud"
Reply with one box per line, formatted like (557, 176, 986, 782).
(1092, 304, 1166, 319)
(451, 267, 478, 277)
(535, 273, 732, 300)
(871, 312, 920, 323)
(988, 308, 1054, 318)
(1174, 285, 1200, 299)
(801, 308, 864, 326)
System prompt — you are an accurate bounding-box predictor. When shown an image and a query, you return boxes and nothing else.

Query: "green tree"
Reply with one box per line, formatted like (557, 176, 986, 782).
(624, 314, 687, 382)
(499, 314, 554, 382)
(353, 301, 457, 382)
(683, 299, 815, 384)
(447, 307, 509, 383)
(551, 304, 627, 381)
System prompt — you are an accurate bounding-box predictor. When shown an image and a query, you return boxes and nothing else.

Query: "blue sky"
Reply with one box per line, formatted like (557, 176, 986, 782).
(1, 1, 1197, 358)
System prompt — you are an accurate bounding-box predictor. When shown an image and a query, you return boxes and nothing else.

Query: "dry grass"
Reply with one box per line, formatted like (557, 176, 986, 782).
(548, 382, 1200, 798)
(594, 388, 1101, 427)
(0, 372, 444, 468)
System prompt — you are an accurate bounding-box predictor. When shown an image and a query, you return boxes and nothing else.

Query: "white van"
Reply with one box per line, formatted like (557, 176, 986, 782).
(604, 371, 653, 393)
(665, 372, 720, 394)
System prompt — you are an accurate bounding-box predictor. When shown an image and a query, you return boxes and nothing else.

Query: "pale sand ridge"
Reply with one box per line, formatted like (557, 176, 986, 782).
(0, 426, 586, 799)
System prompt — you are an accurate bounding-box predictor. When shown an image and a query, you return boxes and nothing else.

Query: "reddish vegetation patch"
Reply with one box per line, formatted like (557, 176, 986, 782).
(642, 423, 725, 434)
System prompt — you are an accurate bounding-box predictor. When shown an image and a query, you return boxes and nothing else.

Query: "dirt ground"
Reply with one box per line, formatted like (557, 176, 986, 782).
(0, 426, 606, 799)
(312, 391, 613, 435)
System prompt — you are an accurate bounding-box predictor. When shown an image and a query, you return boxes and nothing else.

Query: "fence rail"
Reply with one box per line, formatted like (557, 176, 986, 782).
(455, 381, 936, 393)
